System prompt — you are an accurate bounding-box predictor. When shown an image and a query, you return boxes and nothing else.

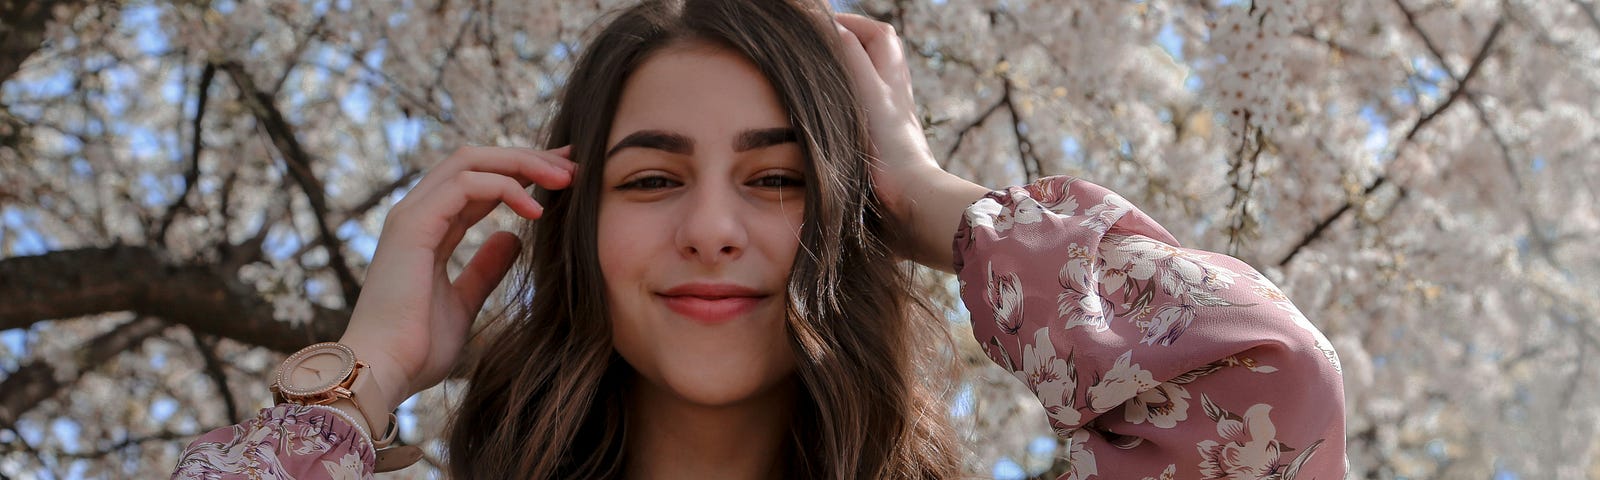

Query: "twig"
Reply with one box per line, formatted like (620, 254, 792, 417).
(1000, 78, 1045, 180)
(1225, 123, 1265, 256)
(942, 95, 1007, 170)
(190, 332, 242, 424)
(271, 16, 328, 94)
(1395, 7, 1505, 142)
(0, 316, 168, 429)
(1278, 176, 1387, 267)
(221, 61, 362, 306)
(156, 62, 217, 242)
(1280, 6, 1505, 267)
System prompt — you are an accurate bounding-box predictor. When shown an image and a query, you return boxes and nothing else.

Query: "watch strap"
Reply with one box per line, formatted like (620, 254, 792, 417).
(375, 445, 424, 473)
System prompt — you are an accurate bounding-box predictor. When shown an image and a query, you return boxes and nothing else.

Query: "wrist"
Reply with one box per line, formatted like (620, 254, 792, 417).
(891, 169, 989, 272)
(339, 338, 411, 414)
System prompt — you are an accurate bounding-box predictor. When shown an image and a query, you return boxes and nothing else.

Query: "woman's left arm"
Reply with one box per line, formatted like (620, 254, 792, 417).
(834, 13, 1346, 479)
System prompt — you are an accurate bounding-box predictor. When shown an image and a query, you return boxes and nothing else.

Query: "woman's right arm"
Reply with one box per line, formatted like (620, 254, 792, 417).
(171, 146, 575, 478)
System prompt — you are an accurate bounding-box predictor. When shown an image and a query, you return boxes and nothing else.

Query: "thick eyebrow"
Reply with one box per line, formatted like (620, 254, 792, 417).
(605, 127, 797, 158)
(607, 130, 692, 158)
(733, 127, 798, 152)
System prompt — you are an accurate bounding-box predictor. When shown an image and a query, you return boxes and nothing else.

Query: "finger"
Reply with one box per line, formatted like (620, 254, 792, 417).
(389, 170, 543, 255)
(835, 14, 909, 88)
(408, 146, 574, 203)
(453, 230, 522, 314)
(832, 19, 890, 102)
(435, 172, 543, 261)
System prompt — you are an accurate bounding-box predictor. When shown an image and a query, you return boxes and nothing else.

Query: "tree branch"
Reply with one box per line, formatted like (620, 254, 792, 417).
(1281, 7, 1505, 267)
(155, 62, 217, 242)
(220, 61, 362, 306)
(1278, 176, 1388, 267)
(0, 0, 89, 86)
(999, 77, 1045, 180)
(190, 332, 242, 424)
(271, 16, 328, 95)
(0, 316, 168, 429)
(1395, 4, 1505, 142)
(942, 90, 1007, 170)
(284, 168, 421, 261)
(0, 245, 350, 351)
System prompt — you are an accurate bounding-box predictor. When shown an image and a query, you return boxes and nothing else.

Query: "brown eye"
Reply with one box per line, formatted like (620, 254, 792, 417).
(749, 174, 804, 189)
(616, 176, 681, 190)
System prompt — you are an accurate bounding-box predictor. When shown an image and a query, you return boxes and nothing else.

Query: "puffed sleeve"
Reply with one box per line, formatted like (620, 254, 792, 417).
(171, 404, 376, 480)
(954, 176, 1346, 479)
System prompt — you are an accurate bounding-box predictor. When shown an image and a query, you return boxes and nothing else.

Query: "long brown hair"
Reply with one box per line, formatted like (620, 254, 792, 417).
(447, 1, 961, 477)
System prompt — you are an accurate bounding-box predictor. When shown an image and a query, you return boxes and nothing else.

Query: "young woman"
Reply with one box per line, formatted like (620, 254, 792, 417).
(172, 0, 1345, 478)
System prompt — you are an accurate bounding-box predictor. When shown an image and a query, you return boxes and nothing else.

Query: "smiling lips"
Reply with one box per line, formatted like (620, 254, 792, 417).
(658, 283, 768, 325)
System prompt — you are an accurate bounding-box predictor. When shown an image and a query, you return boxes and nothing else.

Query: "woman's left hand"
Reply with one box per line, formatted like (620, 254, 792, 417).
(834, 13, 990, 272)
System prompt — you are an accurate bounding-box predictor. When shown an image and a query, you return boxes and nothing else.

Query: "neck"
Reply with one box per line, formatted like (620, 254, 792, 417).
(623, 374, 797, 480)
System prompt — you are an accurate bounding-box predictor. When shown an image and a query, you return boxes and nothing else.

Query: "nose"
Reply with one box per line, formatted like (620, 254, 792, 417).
(675, 180, 748, 265)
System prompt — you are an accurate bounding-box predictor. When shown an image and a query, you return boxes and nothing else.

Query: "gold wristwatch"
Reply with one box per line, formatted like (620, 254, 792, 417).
(272, 342, 422, 472)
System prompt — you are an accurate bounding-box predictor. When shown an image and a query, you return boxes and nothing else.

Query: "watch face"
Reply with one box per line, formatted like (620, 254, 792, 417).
(276, 343, 356, 397)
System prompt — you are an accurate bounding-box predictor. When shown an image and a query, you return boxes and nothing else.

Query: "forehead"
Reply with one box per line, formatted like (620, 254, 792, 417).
(607, 42, 791, 149)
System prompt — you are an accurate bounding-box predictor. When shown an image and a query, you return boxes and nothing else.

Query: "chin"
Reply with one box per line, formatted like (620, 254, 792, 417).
(628, 350, 798, 408)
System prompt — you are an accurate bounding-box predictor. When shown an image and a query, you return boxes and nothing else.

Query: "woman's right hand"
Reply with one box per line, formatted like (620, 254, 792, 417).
(338, 146, 575, 414)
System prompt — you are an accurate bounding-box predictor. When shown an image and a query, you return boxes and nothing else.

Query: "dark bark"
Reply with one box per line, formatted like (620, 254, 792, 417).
(0, 0, 86, 86)
(0, 245, 350, 352)
(0, 316, 167, 428)
(220, 61, 363, 307)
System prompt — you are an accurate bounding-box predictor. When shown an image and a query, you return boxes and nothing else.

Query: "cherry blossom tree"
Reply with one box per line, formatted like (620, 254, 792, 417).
(1, 0, 1595, 478)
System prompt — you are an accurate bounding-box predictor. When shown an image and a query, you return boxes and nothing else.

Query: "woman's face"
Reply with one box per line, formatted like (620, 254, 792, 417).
(598, 42, 804, 407)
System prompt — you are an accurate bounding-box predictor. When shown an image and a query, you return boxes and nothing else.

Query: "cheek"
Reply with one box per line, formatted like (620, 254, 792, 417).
(596, 203, 656, 287)
(597, 203, 660, 376)
(772, 200, 805, 266)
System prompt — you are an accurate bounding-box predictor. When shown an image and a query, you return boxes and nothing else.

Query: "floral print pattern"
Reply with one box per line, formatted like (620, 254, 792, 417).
(170, 175, 1345, 479)
(955, 176, 1345, 479)
(172, 404, 375, 479)
(1195, 396, 1324, 479)
(1019, 327, 1082, 429)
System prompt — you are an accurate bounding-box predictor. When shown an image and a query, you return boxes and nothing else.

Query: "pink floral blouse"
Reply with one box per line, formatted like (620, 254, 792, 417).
(173, 176, 1345, 479)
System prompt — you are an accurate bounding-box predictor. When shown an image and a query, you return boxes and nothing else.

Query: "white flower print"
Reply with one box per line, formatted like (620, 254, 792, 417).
(1087, 350, 1159, 413)
(1057, 244, 1113, 333)
(322, 452, 367, 480)
(1142, 464, 1177, 480)
(1029, 177, 1080, 215)
(1096, 236, 1151, 297)
(1058, 287, 1114, 333)
(1125, 382, 1191, 429)
(1060, 429, 1100, 480)
(1079, 193, 1134, 234)
(994, 194, 1045, 233)
(1017, 328, 1083, 428)
(1140, 304, 1197, 346)
(1114, 235, 1238, 298)
(967, 193, 1044, 234)
(966, 197, 1004, 231)
(1196, 396, 1323, 479)
(986, 261, 1024, 335)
